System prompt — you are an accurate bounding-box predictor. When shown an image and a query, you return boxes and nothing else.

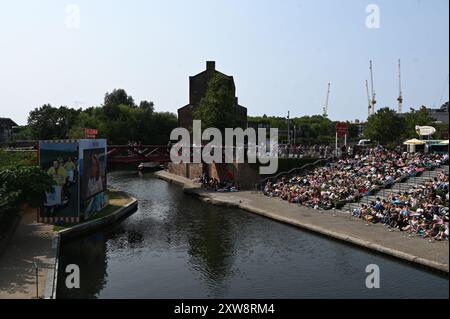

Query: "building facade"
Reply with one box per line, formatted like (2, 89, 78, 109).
(0, 118, 18, 144)
(427, 102, 449, 125)
(177, 61, 247, 129)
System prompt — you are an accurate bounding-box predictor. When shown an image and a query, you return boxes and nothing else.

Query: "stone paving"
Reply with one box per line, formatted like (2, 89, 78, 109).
(0, 211, 56, 299)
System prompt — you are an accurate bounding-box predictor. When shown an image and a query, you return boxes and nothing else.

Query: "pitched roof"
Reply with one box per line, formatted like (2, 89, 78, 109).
(0, 118, 18, 127)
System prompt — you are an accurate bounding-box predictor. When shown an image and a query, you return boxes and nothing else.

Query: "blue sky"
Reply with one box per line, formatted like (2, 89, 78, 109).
(0, 0, 448, 125)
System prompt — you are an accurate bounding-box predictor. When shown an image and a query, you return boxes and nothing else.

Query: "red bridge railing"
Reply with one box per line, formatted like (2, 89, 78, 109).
(107, 145, 170, 164)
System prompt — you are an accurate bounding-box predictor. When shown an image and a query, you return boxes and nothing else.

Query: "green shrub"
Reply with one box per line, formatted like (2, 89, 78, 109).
(0, 166, 54, 208)
(0, 150, 37, 168)
(0, 166, 54, 232)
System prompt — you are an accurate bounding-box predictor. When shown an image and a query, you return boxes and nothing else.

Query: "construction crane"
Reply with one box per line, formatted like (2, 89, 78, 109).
(437, 74, 449, 107)
(369, 60, 377, 116)
(322, 82, 331, 117)
(397, 59, 403, 113)
(365, 80, 371, 118)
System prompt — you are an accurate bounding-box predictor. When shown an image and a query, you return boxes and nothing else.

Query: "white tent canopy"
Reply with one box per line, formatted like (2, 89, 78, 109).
(403, 138, 426, 145)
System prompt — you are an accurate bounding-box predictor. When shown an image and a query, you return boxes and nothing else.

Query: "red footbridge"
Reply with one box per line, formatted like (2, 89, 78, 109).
(107, 145, 171, 165)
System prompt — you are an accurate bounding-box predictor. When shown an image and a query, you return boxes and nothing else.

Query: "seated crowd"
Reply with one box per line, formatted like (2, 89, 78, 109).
(193, 173, 241, 192)
(352, 171, 449, 240)
(263, 147, 448, 210)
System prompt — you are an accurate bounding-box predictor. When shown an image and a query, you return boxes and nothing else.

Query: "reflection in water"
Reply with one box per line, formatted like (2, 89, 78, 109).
(58, 232, 107, 299)
(57, 171, 449, 299)
(185, 207, 236, 296)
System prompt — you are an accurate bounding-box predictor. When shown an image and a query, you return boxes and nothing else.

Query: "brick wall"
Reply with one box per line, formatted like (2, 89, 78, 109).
(187, 163, 204, 179)
(168, 162, 204, 179)
(168, 162, 187, 176)
(208, 162, 261, 189)
(168, 162, 262, 189)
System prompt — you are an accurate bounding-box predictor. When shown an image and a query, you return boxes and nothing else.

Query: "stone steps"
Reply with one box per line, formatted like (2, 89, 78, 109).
(342, 165, 448, 212)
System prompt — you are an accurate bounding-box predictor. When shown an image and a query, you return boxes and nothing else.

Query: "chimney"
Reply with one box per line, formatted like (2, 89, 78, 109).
(206, 61, 216, 71)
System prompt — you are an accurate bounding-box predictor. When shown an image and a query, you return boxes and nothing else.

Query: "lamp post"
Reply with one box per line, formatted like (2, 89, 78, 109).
(293, 125, 296, 147)
(287, 111, 291, 146)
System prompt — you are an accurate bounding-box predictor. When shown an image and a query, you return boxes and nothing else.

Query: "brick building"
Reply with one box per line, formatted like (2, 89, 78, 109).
(427, 102, 449, 125)
(177, 61, 247, 129)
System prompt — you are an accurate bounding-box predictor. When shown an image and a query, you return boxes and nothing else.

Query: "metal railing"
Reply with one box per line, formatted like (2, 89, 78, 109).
(259, 157, 333, 190)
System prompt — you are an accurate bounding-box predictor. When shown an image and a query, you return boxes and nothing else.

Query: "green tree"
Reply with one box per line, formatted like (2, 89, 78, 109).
(139, 100, 155, 114)
(194, 73, 245, 131)
(402, 106, 434, 139)
(364, 107, 404, 145)
(28, 104, 81, 139)
(25, 89, 177, 145)
(347, 122, 360, 139)
(11, 125, 33, 141)
(249, 114, 336, 144)
(104, 89, 135, 108)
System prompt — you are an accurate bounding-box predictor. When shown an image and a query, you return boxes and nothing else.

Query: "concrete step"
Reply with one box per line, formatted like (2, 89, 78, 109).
(391, 184, 415, 189)
(410, 176, 435, 181)
(343, 204, 361, 212)
(390, 186, 415, 192)
(336, 166, 448, 214)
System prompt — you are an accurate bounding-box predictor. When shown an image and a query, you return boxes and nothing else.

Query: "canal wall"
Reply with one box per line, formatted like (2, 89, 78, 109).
(57, 198, 138, 240)
(44, 235, 60, 299)
(168, 159, 318, 189)
(168, 162, 260, 188)
(155, 170, 449, 274)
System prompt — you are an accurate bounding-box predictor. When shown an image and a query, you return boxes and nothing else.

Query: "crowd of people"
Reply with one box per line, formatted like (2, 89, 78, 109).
(193, 173, 241, 192)
(352, 170, 449, 241)
(263, 147, 448, 210)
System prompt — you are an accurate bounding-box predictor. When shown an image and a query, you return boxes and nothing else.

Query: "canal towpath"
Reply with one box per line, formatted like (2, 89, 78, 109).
(0, 210, 57, 299)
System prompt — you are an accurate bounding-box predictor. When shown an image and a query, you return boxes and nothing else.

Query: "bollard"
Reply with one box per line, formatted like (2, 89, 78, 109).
(32, 261, 39, 299)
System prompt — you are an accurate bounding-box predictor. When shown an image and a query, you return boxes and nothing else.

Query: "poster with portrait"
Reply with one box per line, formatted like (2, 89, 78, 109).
(39, 140, 80, 223)
(79, 139, 108, 220)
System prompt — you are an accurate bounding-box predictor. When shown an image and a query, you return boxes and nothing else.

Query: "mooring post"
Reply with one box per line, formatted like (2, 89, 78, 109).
(33, 261, 39, 299)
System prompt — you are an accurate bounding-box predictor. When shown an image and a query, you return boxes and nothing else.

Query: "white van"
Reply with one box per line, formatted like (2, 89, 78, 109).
(357, 139, 372, 146)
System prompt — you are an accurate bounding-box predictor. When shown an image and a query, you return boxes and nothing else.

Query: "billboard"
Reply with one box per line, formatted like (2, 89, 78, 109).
(79, 139, 107, 220)
(39, 140, 80, 223)
(39, 139, 107, 224)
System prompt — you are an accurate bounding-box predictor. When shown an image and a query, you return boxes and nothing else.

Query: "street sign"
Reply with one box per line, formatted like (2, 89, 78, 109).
(84, 128, 98, 139)
(335, 122, 348, 137)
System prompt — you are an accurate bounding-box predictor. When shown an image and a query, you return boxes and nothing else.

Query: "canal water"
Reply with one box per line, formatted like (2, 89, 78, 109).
(57, 171, 449, 299)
